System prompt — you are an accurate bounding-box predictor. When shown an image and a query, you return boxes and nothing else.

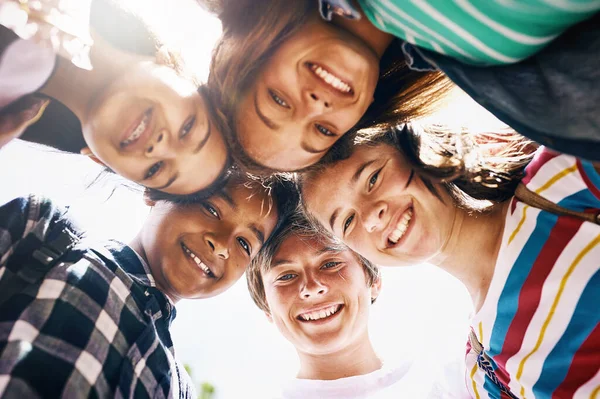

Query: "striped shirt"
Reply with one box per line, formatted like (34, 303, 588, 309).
(358, 0, 600, 65)
(465, 149, 600, 398)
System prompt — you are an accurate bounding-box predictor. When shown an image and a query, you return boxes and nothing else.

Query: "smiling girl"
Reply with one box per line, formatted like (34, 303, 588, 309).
(0, 172, 293, 397)
(299, 123, 600, 398)
(207, 0, 450, 173)
(0, 0, 230, 196)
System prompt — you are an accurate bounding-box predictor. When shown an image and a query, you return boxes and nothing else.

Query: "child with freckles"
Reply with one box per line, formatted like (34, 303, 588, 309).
(246, 214, 469, 398)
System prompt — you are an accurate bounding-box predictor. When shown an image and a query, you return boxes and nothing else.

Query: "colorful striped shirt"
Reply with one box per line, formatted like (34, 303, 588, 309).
(358, 0, 600, 65)
(465, 148, 600, 398)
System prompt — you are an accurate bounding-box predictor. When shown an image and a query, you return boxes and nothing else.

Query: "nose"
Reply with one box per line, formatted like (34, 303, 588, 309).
(205, 233, 230, 260)
(300, 273, 328, 299)
(363, 201, 387, 233)
(304, 88, 333, 117)
(145, 129, 176, 158)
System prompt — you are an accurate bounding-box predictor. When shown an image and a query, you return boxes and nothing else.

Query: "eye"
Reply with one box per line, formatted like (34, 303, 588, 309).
(269, 89, 290, 109)
(145, 161, 163, 179)
(315, 124, 336, 137)
(180, 115, 196, 139)
(277, 273, 296, 282)
(343, 213, 354, 235)
(368, 168, 382, 191)
(322, 261, 342, 270)
(237, 237, 251, 256)
(203, 203, 220, 219)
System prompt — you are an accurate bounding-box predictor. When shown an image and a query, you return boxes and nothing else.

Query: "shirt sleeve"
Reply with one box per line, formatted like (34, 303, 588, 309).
(0, 195, 66, 276)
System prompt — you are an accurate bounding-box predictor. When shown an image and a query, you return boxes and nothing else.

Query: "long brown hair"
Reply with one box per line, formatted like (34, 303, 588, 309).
(207, 0, 452, 175)
(300, 123, 537, 212)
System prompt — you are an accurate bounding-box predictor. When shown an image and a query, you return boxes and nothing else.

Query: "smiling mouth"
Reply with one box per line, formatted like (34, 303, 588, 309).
(307, 63, 354, 95)
(181, 242, 216, 278)
(297, 304, 343, 322)
(121, 107, 153, 148)
(387, 207, 414, 246)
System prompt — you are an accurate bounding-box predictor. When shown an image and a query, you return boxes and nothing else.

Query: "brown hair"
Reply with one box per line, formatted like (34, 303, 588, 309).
(299, 122, 537, 213)
(247, 212, 380, 313)
(207, 0, 452, 175)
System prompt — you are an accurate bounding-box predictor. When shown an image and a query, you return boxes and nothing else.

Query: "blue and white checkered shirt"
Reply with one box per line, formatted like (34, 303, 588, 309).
(0, 195, 196, 398)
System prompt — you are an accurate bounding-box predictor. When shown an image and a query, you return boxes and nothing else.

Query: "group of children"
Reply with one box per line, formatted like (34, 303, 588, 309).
(1, 0, 599, 397)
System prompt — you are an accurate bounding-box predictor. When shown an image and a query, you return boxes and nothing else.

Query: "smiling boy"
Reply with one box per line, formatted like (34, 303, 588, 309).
(247, 214, 469, 398)
(0, 174, 291, 397)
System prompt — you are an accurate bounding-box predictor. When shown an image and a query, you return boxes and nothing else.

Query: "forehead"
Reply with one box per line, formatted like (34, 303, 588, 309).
(274, 235, 328, 261)
(221, 182, 279, 222)
(272, 234, 355, 266)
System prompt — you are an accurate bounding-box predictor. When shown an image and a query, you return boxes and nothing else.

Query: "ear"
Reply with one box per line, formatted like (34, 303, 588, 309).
(370, 275, 382, 302)
(264, 311, 273, 323)
(80, 147, 106, 167)
(142, 188, 157, 207)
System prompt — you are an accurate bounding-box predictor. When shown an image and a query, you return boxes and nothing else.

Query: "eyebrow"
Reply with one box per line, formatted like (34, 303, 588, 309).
(193, 120, 212, 154)
(317, 246, 341, 255)
(254, 90, 280, 130)
(270, 247, 340, 269)
(271, 258, 292, 268)
(301, 141, 328, 154)
(155, 173, 179, 190)
(250, 223, 265, 246)
(351, 159, 376, 184)
(217, 191, 236, 209)
(329, 209, 339, 231)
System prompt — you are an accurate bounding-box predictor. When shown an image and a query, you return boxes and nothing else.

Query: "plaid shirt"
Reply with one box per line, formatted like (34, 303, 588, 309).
(0, 195, 196, 398)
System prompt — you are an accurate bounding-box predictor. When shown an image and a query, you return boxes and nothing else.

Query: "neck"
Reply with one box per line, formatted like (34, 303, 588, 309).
(296, 331, 381, 380)
(331, 2, 393, 58)
(431, 201, 509, 312)
(39, 29, 138, 125)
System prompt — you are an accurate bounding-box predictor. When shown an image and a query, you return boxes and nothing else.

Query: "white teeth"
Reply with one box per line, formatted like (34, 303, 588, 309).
(299, 304, 341, 321)
(122, 111, 150, 146)
(310, 64, 352, 94)
(388, 209, 413, 244)
(182, 244, 213, 277)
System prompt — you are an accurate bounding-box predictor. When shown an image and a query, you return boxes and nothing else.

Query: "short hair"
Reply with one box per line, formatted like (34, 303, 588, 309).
(247, 212, 379, 313)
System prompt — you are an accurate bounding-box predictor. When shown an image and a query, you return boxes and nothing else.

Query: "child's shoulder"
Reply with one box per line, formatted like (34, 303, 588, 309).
(522, 148, 600, 208)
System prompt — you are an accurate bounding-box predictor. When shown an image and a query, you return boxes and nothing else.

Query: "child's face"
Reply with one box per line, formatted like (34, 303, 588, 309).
(235, 16, 380, 171)
(303, 143, 456, 267)
(140, 182, 279, 300)
(262, 235, 379, 355)
(82, 63, 228, 195)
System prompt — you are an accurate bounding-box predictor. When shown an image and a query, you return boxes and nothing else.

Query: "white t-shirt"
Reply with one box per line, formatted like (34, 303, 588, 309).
(278, 356, 470, 399)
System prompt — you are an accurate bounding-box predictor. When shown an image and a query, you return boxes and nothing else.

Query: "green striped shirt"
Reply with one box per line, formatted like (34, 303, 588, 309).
(358, 0, 600, 65)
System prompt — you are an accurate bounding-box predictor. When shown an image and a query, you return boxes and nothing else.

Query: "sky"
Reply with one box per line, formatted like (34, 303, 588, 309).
(0, 1, 509, 397)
